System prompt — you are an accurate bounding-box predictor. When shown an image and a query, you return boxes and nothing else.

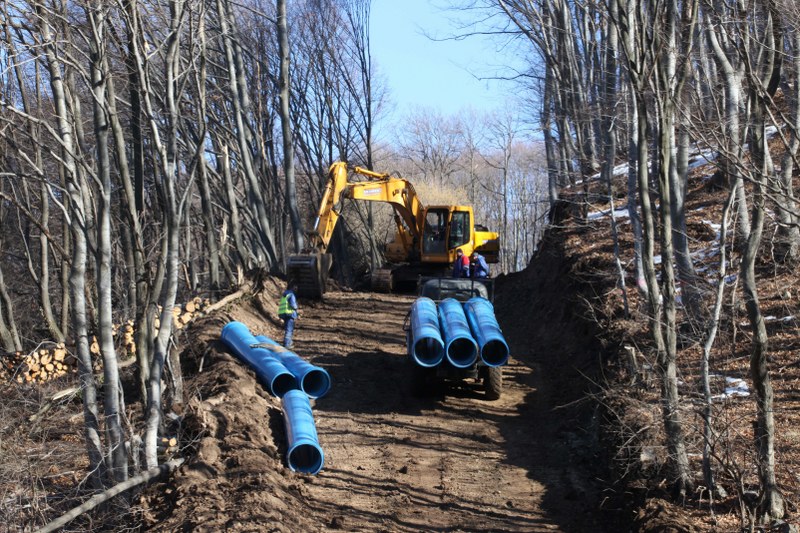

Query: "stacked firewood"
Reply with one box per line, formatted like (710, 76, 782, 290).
(2, 343, 73, 383)
(90, 321, 136, 360)
(168, 297, 210, 331)
(3, 297, 210, 384)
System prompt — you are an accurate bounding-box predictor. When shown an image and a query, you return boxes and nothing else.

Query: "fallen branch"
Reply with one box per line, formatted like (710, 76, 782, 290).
(28, 386, 81, 426)
(34, 457, 185, 533)
(203, 287, 248, 314)
(28, 358, 134, 427)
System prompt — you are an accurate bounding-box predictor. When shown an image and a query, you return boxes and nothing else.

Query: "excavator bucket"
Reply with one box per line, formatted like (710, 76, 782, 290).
(287, 252, 333, 299)
(370, 268, 394, 293)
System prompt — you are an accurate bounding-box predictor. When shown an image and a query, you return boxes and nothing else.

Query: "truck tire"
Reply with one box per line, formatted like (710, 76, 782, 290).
(483, 366, 502, 400)
(409, 362, 433, 397)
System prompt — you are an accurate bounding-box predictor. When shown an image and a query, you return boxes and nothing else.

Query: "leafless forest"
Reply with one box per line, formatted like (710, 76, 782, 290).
(2, 0, 800, 530)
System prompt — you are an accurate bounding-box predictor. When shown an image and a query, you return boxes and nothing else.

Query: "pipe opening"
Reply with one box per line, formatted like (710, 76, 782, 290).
(271, 374, 299, 397)
(287, 442, 324, 474)
(480, 339, 510, 367)
(413, 337, 445, 367)
(301, 369, 332, 399)
(447, 337, 478, 368)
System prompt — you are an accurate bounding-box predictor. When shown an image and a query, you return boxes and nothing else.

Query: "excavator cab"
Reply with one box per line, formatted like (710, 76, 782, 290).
(421, 209, 448, 256)
(421, 207, 471, 263)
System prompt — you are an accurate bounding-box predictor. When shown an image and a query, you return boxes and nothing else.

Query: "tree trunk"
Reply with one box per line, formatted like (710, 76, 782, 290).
(277, 0, 304, 254)
(706, 8, 751, 246)
(88, 1, 128, 482)
(701, 187, 737, 499)
(745, 100, 785, 521)
(9, 42, 65, 343)
(774, 28, 800, 262)
(191, 15, 221, 291)
(137, 0, 185, 469)
(217, 0, 278, 268)
(0, 263, 20, 352)
(37, 4, 106, 487)
(601, 0, 629, 317)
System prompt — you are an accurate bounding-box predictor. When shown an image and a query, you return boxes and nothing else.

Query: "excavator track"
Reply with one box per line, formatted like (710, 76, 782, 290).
(287, 253, 332, 299)
(370, 268, 394, 293)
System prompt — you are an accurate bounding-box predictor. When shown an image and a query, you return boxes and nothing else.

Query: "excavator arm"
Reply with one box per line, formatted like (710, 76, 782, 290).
(309, 161, 424, 253)
(289, 162, 425, 298)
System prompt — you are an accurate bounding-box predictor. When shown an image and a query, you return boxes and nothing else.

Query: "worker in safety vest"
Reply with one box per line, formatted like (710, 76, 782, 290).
(277, 282, 299, 349)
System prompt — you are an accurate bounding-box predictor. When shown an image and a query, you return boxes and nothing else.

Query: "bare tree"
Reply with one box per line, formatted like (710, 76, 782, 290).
(29, 0, 107, 487)
(86, 0, 129, 482)
(216, 0, 279, 269)
(773, 16, 800, 262)
(132, 0, 187, 469)
(400, 109, 463, 186)
(739, 0, 786, 518)
(277, 0, 303, 253)
(704, 0, 752, 247)
(613, 0, 695, 496)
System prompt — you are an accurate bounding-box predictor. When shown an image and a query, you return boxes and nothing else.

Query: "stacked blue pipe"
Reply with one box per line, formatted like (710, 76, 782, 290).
(254, 335, 331, 399)
(408, 297, 445, 367)
(463, 297, 510, 367)
(281, 389, 325, 474)
(438, 298, 479, 369)
(221, 321, 326, 475)
(408, 296, 509, 369)
(220, 321, 298, 397)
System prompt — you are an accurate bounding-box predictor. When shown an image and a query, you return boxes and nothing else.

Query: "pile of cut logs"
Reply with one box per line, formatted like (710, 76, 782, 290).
(2, 297, 210, 384)
(2, 343, 72, 383)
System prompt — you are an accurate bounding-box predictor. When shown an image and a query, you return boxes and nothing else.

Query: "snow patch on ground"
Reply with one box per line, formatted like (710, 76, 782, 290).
(710, 375, 751, 401)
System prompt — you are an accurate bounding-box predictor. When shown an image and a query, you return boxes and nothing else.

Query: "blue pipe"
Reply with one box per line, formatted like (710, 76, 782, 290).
(254, 335, 331, 399)
(437, 298, 478, 369)
(220, 322, 298, 397)
(463, 297, 510, 367)
(281, 389, 324, 474)
(409, 297, 445, 367)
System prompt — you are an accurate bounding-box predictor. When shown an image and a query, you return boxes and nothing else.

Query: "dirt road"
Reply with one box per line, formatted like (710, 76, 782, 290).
(295, 291, 600, 532)
(146, 271, 610, 531)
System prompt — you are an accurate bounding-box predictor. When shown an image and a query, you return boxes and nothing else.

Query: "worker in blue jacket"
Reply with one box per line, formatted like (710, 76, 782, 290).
(277, 282, 299, 349)
(470, 251, 490, 278)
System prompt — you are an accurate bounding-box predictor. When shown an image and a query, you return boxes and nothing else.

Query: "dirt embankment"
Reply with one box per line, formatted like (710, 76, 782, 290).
(142, 228, 620, 532)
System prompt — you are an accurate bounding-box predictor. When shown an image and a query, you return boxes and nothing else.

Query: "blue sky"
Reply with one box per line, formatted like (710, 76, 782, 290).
(370, 0, 510, 118)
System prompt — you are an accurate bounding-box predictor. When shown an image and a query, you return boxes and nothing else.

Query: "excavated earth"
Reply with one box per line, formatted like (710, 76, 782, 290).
(140, 230, 620, 532)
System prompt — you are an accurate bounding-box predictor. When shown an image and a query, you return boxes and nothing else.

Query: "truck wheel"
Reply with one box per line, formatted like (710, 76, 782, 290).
(484, 366, 502, 400)
(409, 362, 433, 397)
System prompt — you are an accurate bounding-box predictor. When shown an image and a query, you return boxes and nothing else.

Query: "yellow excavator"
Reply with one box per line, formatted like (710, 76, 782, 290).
(287, 161, 500, 298)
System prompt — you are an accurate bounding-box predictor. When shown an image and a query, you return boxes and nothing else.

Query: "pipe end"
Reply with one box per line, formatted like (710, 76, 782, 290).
(446, 337, 478, 369)
(480, 339, 510, 367)
(287, 440, 324, 475)
(412, 336, 445, 368)
(271, 374, 300, 397)
(301, 368, 332, 399)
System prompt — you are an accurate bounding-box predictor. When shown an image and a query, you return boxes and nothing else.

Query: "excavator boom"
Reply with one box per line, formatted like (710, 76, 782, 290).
(289, 162, 425, 298)
(309, 162, 424, 252)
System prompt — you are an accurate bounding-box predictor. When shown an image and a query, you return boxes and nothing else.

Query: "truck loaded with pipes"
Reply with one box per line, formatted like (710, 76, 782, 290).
(404, 278, 509, 400)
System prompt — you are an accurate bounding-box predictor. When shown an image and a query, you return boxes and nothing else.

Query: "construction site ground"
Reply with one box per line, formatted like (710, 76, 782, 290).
(136, 241, 616, 531)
